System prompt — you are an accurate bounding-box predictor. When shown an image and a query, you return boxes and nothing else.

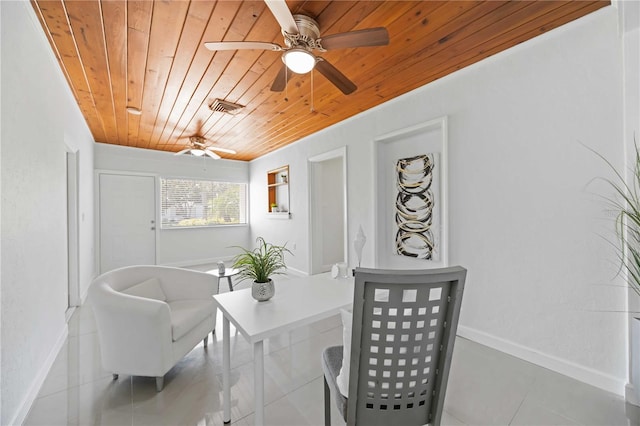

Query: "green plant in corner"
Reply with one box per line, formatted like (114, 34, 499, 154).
(595, 142, 640, 297)
(232, 237, 292, 283)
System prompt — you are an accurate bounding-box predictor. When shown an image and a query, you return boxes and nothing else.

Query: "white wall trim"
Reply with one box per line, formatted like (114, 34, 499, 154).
(458, 325, 626, 396)
(9, 326, 68, 426)
(161, 255, 236, 268)
(626, 383, 640, 406)
(285, 266, 309, 277)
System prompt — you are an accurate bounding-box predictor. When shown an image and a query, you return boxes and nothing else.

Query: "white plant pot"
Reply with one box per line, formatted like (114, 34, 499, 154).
(252, 279, 275, 302)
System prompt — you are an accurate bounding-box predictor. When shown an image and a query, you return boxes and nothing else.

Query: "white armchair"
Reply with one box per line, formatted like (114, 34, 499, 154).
(89, 265, 218, 391)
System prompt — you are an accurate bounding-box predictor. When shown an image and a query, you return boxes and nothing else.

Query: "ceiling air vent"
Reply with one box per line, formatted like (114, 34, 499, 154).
(209, 98, 244, 115)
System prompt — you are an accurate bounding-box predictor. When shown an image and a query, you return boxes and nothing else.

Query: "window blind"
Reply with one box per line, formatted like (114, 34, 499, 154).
(161, 178, 247, 228)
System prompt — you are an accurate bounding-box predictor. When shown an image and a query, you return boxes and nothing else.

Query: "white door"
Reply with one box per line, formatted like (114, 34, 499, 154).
(99, 173, 156, 273)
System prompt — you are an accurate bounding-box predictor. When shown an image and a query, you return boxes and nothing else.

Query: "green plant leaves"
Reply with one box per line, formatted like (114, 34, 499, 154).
(231, 237, 292, 283)
(592, 141, 640, 297)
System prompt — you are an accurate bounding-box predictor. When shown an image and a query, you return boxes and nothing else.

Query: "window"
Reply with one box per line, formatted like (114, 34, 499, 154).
(161, 178, 247, 228)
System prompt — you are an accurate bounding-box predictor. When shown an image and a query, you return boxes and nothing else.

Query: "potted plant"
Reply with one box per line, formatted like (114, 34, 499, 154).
(270, 203, 278, 212)
(232, 237, 291, 301)
(597, 143, 640, 404)
(597, 144, 640, 297)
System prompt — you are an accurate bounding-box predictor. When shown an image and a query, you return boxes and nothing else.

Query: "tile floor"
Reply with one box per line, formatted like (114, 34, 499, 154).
(23, 273, 640, 426)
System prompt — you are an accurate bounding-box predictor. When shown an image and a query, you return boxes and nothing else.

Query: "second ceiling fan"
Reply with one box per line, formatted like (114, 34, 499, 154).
(204, 0, 389, 95)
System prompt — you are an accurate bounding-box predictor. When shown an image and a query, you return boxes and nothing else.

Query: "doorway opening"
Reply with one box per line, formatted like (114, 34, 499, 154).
(66, 150, 80, 319)
(308, 147, 348, 275)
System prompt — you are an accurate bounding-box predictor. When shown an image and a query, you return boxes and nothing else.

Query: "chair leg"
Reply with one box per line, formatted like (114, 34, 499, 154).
(156, 376, 164, 392)
(324, 375, 331, 426)
(204, 334, 209, 346)
(112, 373, 119, 380)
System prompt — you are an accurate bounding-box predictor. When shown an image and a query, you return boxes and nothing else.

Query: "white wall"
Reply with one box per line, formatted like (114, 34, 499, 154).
(94, 143, 251, 266)
(250, 7, 628, 393)
(0, 2, 95, 424)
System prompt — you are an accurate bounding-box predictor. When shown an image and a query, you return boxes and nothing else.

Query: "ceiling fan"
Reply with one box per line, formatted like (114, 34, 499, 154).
(204, 0, 389, 95)
(174, 134, 237, 159)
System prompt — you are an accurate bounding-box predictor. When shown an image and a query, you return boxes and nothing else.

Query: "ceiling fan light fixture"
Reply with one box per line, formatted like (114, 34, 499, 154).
(283, 48, 315, 74)
(191, 149, 205, 156)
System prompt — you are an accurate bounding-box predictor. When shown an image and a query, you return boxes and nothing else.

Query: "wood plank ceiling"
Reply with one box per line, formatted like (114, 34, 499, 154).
(31, 0, 608, 161)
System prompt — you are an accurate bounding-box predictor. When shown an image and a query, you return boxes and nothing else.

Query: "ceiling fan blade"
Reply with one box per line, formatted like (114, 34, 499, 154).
(315, 59, 357, 95)
(264, 0, 299, 35)
(204, 41, 282, 51)
(320, 27, 389, 50)
(193, 140, 207, 147)
(175, 148, 191, 156)
(204, 150, 221, 160)
(270, 63, 293, 92)
(207, 146, 237, 155)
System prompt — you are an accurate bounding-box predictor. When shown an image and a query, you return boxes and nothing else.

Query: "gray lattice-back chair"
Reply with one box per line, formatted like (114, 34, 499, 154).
(322, 266, 467, 426)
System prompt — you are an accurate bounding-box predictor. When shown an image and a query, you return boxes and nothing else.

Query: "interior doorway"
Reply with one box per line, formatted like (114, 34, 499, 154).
(66, 150, 80, 316)
(308, 147, 348, 275)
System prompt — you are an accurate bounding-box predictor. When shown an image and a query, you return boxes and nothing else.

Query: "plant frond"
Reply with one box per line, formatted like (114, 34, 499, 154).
(591, 139, 640, 297)
(230, 237, 292, 284)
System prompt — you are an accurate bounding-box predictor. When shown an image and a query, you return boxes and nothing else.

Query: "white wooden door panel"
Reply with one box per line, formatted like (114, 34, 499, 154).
(99, 174, 156, 273)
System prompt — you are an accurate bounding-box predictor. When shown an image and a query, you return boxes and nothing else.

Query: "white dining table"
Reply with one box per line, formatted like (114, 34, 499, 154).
(212, 272, 354, 425)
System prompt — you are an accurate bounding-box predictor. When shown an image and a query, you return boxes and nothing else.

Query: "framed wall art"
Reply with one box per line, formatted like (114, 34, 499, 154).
(373, 117, 448, 269)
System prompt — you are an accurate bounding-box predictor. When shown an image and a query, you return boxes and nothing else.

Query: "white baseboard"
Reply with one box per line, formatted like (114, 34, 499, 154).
(161, 256, 235, 269)
(626, 383, 640, 406)
(457, 325, 625, 396)
(285, 266, 308, 277)
(10, 325, 69, 426)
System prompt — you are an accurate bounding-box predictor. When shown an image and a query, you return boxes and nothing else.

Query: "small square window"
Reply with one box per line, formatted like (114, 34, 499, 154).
(375, 289, 389, 302)
(429, 287, 442, 301)
(402, 289, 417, 302)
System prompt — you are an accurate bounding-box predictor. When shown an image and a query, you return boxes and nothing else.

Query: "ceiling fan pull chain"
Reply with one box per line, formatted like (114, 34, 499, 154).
(284, 65, 289, 102)
(310, 70, 315, 113)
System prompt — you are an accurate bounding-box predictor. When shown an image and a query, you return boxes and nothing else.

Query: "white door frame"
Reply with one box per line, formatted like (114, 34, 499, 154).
(307, 146, 348, 274)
